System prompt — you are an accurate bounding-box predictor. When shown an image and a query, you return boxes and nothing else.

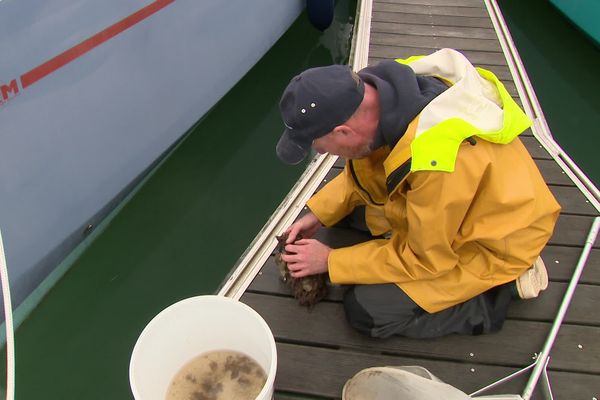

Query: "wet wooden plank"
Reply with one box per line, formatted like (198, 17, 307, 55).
(521, 136, 553, 159)
(546, 371, 600, 400)
(501, 80, 518, 97)
(370, 22, 497, 40)
(548, 185, 598, 215)
(370, 32, 503, 53)
(374, 3, 489, 18)
(242, 293, 600, 374)
(508, 282, 600, 325)
(380, 0, 484, 7)
(371, 12, 494, 29)
(550, 214, 600, 248)
(274, 391, 325, 400)
(541, 246, 600, 285)
(273, 342, 598, 400)
(369, 45, 508, 66)
(535, 159, 574, 186)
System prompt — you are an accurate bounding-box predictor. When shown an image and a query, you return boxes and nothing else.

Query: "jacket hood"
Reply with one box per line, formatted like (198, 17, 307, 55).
(358, 61, 447, 149)
(397, 49, 532, 173)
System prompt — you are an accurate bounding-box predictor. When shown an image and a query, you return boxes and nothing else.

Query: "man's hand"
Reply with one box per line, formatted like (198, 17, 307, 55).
(285, 212, 322, 244)
(281, 239, 331, 278)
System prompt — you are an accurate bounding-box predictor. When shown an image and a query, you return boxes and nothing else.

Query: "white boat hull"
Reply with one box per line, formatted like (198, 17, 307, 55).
(0, 0, 304, 308)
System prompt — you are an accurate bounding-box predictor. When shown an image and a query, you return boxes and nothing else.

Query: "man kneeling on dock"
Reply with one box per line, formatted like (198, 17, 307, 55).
(275, 48, 561, 339)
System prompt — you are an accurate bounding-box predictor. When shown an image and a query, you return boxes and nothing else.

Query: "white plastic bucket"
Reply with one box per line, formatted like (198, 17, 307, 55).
(129, 295, 277, 400)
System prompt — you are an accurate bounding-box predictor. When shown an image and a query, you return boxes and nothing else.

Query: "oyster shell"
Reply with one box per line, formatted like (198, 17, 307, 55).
(275, 232, 328, 308)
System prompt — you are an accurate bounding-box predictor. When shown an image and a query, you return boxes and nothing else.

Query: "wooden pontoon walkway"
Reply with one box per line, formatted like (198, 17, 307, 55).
(240, 0, 600, 398)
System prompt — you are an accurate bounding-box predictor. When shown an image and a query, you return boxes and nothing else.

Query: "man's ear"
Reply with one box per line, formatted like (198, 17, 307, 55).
(332, 125, 356, 138)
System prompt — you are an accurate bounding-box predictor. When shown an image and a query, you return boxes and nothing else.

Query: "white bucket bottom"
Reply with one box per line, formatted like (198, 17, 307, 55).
(129, 295, 277, 400)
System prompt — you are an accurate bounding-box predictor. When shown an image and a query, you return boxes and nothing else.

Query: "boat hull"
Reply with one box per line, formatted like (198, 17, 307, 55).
(549, 0, 600, 46)
(0, 0, 304, 309)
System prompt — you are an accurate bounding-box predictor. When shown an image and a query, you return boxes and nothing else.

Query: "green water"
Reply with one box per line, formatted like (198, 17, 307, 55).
(498, 0, 600, 186)
(0, 2, 356, 398)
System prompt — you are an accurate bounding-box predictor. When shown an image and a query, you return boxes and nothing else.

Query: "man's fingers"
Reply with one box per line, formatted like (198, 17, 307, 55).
(285, 239, 317, 253)
(286, 262, 308, 276)
(286, 227, 300, 244)
(286, 262, 301, 272)
(290, 268, 308, 278)
(284, 243, 303, 254)
(294, 238, 314, 245)
(281, 253, 301, 263)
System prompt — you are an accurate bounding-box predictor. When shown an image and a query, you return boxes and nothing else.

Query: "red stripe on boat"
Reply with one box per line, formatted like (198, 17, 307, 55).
(20, 0, 174, 89)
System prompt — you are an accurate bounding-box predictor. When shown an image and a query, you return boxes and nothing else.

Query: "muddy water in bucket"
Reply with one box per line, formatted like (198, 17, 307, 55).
(166, 350, 267, 400)
(129, 296, 277, 400)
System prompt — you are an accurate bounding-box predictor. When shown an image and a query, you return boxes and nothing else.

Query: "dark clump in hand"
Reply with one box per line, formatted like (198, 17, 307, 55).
(275, 232, 328, 308)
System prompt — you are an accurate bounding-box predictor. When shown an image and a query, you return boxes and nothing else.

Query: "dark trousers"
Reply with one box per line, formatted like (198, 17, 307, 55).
(343, 283, 513, 339)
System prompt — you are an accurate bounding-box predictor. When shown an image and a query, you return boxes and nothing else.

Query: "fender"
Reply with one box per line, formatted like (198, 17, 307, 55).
(306, 0, 334, 31)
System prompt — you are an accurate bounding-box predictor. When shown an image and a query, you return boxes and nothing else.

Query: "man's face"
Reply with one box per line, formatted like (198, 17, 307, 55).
(312, 129, 373, 159)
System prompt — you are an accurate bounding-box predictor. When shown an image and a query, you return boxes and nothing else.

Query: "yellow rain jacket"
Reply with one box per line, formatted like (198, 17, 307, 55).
(307, 49, 561, 313)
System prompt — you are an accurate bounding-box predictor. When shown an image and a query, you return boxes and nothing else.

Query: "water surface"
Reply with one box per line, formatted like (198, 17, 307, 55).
(499, 0, 600, 185)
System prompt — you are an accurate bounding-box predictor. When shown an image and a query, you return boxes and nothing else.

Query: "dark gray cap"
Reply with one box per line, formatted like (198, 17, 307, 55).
(276, 65, 365, 164)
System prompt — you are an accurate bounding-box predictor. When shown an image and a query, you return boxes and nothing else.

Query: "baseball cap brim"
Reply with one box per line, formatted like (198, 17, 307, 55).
(276, 129, 310, 165)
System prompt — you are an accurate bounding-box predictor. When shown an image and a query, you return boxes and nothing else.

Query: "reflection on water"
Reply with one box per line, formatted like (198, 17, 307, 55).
(2, 1, 357, 398)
